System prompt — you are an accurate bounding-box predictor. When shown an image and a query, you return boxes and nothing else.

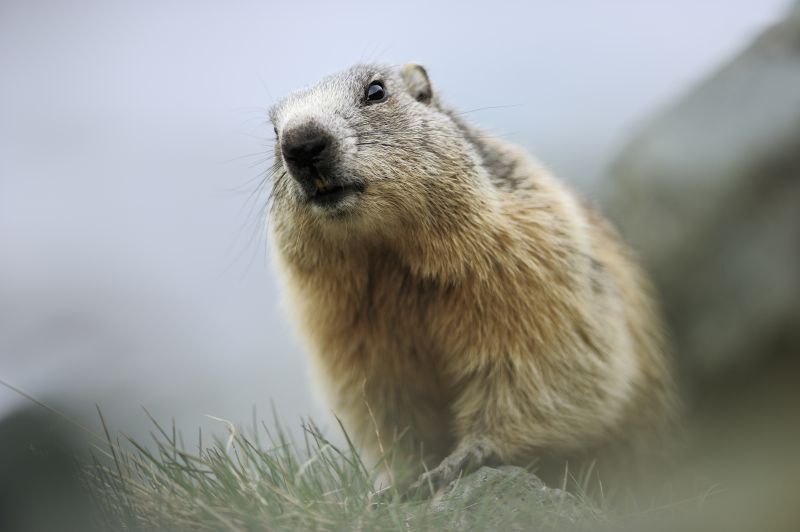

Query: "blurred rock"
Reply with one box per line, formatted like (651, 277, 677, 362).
(0, 407, 97, 532)
(605, 1, 800, 388)
(432, 466, 598, 530)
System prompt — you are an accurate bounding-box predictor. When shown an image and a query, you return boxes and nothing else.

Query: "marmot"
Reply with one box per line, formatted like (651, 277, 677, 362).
(267, 63, 676, 494)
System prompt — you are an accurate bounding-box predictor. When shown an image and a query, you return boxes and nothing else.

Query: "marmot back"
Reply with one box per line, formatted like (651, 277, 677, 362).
(268, 63, 677, 494)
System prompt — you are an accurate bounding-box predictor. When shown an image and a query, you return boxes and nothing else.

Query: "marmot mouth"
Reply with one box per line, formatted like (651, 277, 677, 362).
(308, 181, 365, 207)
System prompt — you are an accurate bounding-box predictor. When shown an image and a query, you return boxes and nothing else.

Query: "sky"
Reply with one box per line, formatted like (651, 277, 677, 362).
(0, 0, 792, 438)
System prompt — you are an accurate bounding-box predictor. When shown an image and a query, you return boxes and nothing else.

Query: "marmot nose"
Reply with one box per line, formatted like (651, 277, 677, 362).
(282, 131, 331, 167)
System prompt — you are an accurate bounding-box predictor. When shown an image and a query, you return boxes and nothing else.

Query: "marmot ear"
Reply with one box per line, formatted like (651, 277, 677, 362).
(401, 63, 433, 104)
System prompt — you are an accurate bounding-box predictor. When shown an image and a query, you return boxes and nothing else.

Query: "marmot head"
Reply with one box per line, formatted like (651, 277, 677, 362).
(268, 63, 490, 253)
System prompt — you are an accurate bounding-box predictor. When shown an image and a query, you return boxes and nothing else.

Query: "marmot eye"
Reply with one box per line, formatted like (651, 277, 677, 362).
(366, 81, 386, 102)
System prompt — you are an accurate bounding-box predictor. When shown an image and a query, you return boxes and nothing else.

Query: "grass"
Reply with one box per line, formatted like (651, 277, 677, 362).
(81, 408, 601, 531)
(0, 377, 717, 531)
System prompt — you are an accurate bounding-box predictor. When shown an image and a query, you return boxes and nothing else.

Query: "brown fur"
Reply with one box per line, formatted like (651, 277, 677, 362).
(268, 63, 677, 490)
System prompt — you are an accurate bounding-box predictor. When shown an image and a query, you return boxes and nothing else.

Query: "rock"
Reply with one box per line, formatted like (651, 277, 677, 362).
(604, 1, 800, 387)
(430, 466, 599, 530)
(0, 407, 98, 532)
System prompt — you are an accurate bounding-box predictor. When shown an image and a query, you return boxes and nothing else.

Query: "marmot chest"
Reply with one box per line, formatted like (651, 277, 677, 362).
(298, 260, 457, 417)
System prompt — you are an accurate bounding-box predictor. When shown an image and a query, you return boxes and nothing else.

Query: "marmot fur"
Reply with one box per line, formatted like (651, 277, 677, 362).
(267, 63, 676, 494)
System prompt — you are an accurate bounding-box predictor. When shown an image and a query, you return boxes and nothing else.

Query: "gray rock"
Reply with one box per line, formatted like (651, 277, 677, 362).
(604, 1, 800, 385)
(430, 466, 599, 531)
(0, 407, 98, 532)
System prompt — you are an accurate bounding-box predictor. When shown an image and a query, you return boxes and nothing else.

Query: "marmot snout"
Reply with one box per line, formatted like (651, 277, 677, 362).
(268, 63, 677, 494)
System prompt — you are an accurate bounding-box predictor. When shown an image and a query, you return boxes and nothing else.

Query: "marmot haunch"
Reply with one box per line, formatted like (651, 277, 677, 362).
(267, 63, 676, 494)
